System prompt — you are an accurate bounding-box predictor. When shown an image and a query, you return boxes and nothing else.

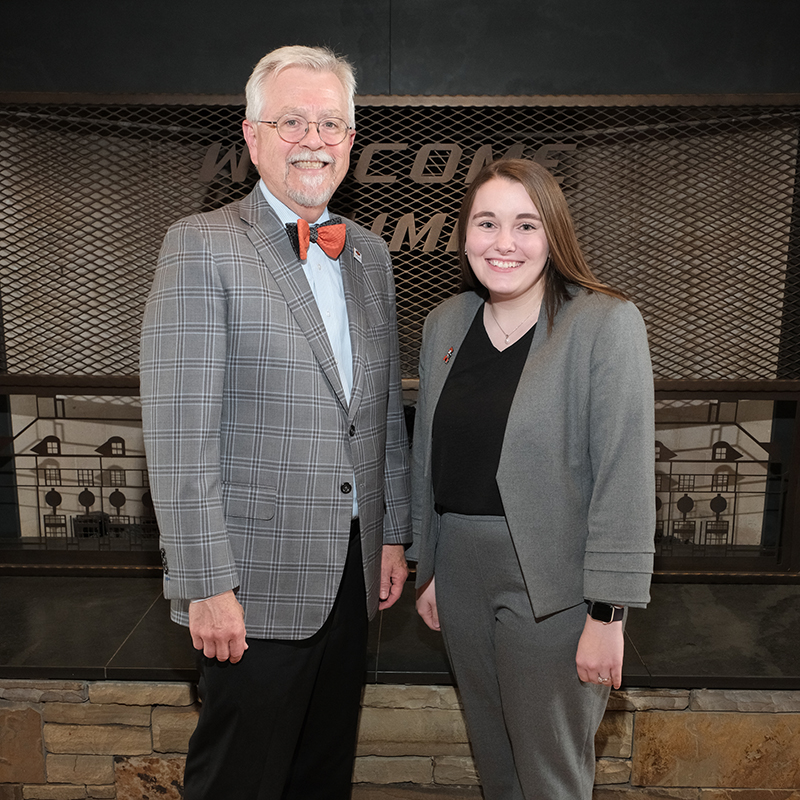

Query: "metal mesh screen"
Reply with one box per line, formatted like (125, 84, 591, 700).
(1, 99, 798, 381)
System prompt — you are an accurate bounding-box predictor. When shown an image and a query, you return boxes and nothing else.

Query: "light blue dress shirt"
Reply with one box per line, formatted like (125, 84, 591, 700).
(258, 180, 358, 516)
(258, 181, 354, 401)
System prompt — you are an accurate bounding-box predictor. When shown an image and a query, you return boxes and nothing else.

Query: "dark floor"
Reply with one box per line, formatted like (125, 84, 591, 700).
(1, 574, 799, 689)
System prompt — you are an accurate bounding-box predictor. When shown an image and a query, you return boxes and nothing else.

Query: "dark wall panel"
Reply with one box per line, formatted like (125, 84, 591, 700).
(0, 0, 392, 94)
(390, 0, 800, 95)
(2, 0, 799, 97)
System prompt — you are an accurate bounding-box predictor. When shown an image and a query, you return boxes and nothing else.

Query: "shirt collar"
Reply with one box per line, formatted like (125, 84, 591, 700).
(258, 180, 331, 227)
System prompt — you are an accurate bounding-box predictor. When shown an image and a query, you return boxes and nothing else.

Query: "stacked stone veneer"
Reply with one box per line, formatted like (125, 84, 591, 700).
(1, 681, 799, 799)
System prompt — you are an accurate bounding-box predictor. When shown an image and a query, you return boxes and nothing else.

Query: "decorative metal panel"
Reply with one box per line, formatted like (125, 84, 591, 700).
(653, 397, 792, 566)
(0, 99, 798, 381)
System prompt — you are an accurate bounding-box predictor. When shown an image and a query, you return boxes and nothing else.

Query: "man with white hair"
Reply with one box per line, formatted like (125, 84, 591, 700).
(140, 45, 411, 799)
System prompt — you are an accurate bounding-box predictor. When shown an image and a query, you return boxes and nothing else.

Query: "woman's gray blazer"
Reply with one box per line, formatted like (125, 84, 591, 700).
(411, 288, 655, 616)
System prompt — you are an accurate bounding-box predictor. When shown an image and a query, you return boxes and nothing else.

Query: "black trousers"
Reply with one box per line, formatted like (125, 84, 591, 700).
(183, 521, 368, 800)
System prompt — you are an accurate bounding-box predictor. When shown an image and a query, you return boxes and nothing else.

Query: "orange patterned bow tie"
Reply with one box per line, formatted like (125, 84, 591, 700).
(286, 218, 346, 261)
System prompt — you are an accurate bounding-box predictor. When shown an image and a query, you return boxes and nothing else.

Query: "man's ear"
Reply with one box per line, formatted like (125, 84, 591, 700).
(242, 119, 259, 168)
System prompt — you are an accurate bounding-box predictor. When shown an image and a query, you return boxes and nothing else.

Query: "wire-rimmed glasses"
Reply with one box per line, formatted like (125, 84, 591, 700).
(258, 114, 352, 145)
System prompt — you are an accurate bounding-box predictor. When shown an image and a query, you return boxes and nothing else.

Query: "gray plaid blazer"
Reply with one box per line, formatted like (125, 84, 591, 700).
(140, 186, 411, 639)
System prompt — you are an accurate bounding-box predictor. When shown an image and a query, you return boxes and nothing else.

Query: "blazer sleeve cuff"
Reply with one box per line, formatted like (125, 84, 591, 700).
(160, 536, 241, 602)
(584, 550, 654, 607)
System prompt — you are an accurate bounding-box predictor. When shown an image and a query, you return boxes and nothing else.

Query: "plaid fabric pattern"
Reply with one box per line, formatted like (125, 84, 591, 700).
(140, 187, 411, 639)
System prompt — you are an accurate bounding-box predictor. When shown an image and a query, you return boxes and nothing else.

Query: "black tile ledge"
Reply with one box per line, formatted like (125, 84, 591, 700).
(1, 576, 798, 690)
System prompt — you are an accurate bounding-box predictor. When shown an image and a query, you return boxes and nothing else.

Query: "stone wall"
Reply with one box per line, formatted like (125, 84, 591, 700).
(1, 680, 799, 799)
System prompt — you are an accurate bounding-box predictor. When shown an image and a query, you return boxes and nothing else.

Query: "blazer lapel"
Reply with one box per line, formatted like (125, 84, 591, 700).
(239, 189, 348, 409)
(505, 284, 576, 424)
(425, 293, 483, 417)
(340, 237, 366, 419)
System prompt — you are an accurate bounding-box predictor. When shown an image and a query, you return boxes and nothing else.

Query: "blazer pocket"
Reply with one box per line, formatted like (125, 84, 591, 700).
(365, 317, 389, 342)
(364, 301, 388, 332)
(222, 482, 277, 521)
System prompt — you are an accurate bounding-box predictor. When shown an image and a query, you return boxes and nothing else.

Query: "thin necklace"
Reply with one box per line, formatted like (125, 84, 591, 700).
(488, 303, 536, 344)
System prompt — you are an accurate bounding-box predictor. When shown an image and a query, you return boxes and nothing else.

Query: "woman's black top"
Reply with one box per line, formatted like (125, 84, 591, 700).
(431, 304, 536, 516)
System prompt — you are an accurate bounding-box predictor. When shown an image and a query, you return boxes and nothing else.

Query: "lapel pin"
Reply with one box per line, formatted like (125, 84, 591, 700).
(354, 248, 362, 263)
(443, 347, 454, 363)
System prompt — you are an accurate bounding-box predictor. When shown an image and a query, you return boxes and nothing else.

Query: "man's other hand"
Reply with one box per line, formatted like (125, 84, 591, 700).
(378, 544, 408, 611)
(188, 590, 248, 663)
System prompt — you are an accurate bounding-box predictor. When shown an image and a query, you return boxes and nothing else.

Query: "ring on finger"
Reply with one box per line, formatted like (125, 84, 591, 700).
(598, 676, 609, 683)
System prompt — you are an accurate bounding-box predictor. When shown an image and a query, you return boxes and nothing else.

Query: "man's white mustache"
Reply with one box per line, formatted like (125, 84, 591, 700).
(288, 151, 335, 165)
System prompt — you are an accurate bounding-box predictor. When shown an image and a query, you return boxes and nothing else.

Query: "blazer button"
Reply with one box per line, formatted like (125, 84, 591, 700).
(340, 482, 352, 494)
(349, 424, 356, 437)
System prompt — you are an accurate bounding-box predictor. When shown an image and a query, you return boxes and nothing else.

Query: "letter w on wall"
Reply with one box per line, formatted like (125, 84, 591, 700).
(199, 144, 252, 183)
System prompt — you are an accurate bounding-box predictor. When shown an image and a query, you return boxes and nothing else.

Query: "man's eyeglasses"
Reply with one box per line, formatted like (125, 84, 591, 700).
(258, 114, 352, 146)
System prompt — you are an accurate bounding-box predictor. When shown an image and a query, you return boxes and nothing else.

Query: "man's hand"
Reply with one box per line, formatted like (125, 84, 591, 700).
(415, 576, 440, 631)
(575, 613, 624, 689)
(378, 544, 408, 610)
(188, 589, 248, 663)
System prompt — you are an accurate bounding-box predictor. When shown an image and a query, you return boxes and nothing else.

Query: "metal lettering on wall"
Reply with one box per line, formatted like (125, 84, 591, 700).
(0, 100, 799, 380)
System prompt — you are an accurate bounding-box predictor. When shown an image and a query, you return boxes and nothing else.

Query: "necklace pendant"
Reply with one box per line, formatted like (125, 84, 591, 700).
(505, 335, 510, 344)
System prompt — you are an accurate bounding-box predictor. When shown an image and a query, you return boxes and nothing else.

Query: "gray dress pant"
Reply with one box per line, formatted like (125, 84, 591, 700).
(435, 513, 610, 800)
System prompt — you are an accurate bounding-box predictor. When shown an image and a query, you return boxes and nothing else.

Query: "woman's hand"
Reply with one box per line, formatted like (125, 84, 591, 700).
(575, 613, 624, 689)
(416, 576, 441, 631)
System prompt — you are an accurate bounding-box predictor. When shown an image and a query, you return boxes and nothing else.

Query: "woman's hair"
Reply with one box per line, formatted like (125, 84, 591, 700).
(457, 158, 625, 331)
(245, 45, 357, 127)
